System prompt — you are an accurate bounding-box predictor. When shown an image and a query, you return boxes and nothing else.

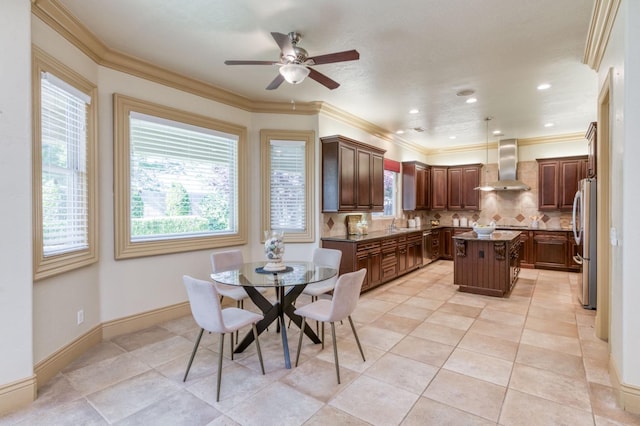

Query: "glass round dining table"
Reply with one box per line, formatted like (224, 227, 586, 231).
(211, 261, 337, 369)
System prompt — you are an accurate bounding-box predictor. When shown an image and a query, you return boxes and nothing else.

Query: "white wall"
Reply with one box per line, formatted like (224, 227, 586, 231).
(0, 0, 33, 384)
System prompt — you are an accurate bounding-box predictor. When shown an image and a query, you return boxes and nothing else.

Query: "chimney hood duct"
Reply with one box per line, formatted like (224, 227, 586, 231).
(486, 139, 530, 191)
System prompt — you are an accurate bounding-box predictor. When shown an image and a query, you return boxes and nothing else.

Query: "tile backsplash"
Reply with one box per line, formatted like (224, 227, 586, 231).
(321, 161, 574, 237)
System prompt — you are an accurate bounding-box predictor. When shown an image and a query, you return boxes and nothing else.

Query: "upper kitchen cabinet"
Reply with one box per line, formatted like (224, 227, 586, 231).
(586, 122, 597, 178)
(447, 164, 481, 210)
(321, 135, 386, 212)
(537, 155, 588, 211)
(430, 166, 448, 210)
(402, 161, 430, 210)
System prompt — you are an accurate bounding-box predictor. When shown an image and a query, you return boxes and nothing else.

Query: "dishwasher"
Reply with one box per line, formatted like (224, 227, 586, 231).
(423, 230, 433, 265)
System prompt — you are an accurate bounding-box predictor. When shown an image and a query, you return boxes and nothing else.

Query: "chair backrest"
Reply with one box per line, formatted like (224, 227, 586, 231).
(313, 247, 342, 285)
(211, 250, 243, 273)
(183, 275, 227, 333)
(327, 268, 366, 322)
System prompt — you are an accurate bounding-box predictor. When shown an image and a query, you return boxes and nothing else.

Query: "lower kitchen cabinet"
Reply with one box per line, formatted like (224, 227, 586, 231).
(533, 231, 569, 270)
(322, 231, 422, 292)
(519, 231, 535, 268)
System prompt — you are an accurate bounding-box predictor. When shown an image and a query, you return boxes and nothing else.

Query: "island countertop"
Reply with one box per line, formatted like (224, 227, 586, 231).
(452, 230, 521, 242)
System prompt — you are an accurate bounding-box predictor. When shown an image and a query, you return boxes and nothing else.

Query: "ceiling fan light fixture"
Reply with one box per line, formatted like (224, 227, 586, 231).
(279, 63, 310, 84)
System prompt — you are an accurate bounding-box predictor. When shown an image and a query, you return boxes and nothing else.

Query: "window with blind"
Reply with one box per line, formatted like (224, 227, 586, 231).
(260, 130, 314, 243)
(32, 48, 98, 280)
(114, 94, 248, 258)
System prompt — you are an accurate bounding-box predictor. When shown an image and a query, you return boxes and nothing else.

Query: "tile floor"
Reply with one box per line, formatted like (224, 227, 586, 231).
(3, 261, 640, 425)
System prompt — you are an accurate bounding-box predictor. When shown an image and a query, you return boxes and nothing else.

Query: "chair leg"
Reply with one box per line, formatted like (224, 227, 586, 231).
(348, 316, 366, 362)
(295, 317, 305, 367)
(321, 322, 325, 349)
(253, 323, 265, 375)
(216, 332, 224, 402)
(230, 330, 234, 361)
(330, 322, 340, 384)
(235, 300, 241, 341)
(183, 328, 204, 382)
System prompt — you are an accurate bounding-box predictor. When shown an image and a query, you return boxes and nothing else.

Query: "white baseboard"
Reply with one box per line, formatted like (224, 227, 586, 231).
(609, 355, 640, 414)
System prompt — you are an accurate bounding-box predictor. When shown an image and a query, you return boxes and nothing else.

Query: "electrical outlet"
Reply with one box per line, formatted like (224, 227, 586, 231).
(77, 309, 84, 325)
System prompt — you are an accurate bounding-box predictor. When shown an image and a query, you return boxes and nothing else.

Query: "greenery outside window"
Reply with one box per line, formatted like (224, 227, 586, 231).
(260, 130, 315, 243)
(114, 94, 247, 259)
(32, 47, 98, 280)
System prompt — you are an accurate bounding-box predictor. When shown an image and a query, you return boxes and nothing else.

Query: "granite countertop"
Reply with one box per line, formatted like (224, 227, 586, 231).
(452, 230, 522, 241)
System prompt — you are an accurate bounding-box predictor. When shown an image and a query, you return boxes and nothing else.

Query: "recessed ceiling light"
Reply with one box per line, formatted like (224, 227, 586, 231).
(456, 89, 475, 97)
(396, 130, 405, 134)
(466, 98, 477, 104)
(492, 130, 501, 135)
(409, 108, 419, 114)
(544, 122, 555, 127)
(537, 83, 552, 90)
(449, 136, 456, 140)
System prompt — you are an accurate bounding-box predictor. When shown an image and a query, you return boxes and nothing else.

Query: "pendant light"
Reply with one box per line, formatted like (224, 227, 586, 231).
(475, 117, 495, 191)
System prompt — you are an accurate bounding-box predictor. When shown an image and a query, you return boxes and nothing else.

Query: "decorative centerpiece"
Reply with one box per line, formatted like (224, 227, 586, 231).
(473, 223, 496, 238)
(263, 230, 286, 271)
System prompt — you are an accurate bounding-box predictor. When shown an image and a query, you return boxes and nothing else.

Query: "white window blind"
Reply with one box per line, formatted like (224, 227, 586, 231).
(40, 72, 90, 256)
(269, 140, 306, 231)
(129, 112, 239, 241)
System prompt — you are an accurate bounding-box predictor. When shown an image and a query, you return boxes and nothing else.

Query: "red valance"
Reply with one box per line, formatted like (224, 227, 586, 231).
(384, 158, 401, 173)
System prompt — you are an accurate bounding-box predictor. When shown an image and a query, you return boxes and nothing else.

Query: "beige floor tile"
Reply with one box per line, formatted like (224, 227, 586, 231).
(426, 310, 475, 331)
(589, 382, 640, 425)
(401, 397, 496, 426)
(355, 298, 397, 313)
(410, 321, 466, 346)
(129, 334, 196, 368)
(111, 326, 176, 351)
(443, 347, 513, 386)
(370, 312, 421, 335)
(388, 303, 433, 321)
(509, 363, 592, 412)
(86, 370, 182, 423)
(478, 308, 526, 328)
(583, 356, 613, 387)
(350, 306, 385, 324)
(390, 335, 455, 367)
(62, 341, 127, 373)
(423, 369, 506, 422)
(116, 389, 221, 425)
(303, 405, 370, 426)
(226, 381, 323, 426)
(4, 398, 106, 426)
(329, 375, 420, 426)
(515, 343, 586, 379)
(520, 328, 582, 356)
(499, 388, 594, 426)
(468, 319, 523, 343)
(365, 352, 438, 394)
(524, 315, 579, 338)
(402, 295, 445, 310)
(353, 324, 405, 351)
(437, 302, 483, 318)
(370, 290, 411, 304)
(527, 304, 577, 324)
(447, 293, 489, 308)
(386, 284, 423, 296)
(280, 357, 358, 402)
(458, 331, 519, 361)
(65, 352, 151, 396)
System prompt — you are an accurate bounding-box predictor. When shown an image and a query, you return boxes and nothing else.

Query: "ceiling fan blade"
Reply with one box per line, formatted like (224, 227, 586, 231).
(307, 50, 360, 65)
(224, 60, 279, 65)
(266, 74, 285, 90)
(270, 32, 296, 58)
(308, 68, 340, 90)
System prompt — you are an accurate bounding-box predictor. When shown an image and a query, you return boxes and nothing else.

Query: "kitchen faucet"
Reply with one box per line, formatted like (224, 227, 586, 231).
(389, 218, 396, 230)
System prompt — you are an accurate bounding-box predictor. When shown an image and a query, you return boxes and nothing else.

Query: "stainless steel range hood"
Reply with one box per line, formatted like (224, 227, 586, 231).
(486, 139, 530, 191)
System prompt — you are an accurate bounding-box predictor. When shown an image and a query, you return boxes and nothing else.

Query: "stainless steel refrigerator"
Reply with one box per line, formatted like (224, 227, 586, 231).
(572, 178, 597, 309)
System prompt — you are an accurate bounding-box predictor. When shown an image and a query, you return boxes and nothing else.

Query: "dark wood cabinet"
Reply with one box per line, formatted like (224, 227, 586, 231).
(402, 161, 430, 210)
(431, 229, 441, 259)
(519, 231, 535, 269)
(537, 156, 588, 211)
(430, 167, 448, 210)
(586, 121, 597, 178)
(321, 135, 386, 212)
(447, 164, 481, 210)
(322, 231, 422, 293)
(533, 231, 568, 269)
(441, 228, 453, 260)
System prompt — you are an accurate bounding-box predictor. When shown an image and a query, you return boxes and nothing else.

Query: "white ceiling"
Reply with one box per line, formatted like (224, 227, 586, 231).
(57, 0, 598, 150)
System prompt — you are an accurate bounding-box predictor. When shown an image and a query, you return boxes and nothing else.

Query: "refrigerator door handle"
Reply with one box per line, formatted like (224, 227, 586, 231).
(572, 189, 582, 245)
(573, 253, 584, 265)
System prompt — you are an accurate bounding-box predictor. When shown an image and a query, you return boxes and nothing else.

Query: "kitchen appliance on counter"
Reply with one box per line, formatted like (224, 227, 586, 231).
(572, 178, 597, 309)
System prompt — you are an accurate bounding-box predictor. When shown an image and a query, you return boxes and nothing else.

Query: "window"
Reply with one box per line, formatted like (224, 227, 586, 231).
(32, 47, 98, 280)
(260, 130, 315, 243)
(374, 159, 400, 217)
(114, 94, 247, 258)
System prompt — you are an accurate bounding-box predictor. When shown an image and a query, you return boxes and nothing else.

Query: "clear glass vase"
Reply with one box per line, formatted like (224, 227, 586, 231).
(263, 230, 285, 271)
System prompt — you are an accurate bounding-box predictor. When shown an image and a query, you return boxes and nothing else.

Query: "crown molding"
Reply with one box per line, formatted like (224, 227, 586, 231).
(424, 132, 585, 155)
(583, 0, 621, 71)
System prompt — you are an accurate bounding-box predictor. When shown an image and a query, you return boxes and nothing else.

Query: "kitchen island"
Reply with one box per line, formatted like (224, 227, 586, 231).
(452, 230, 521, 297)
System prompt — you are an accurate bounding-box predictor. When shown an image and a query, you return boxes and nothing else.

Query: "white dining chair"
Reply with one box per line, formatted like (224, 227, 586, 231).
(294, 268, 367, 384)
(182, 275, 265, 402)
(303, 247, 342, 302)
(211, 250, 253, 309)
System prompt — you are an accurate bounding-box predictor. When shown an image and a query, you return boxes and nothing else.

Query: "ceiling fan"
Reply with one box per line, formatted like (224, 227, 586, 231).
(224, 31, 359, 90)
